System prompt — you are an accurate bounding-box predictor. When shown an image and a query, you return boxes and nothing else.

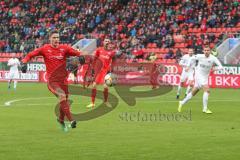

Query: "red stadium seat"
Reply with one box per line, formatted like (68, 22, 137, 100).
(188, 28, 193, 33)
(216, 28, 223, 33)
(192, 28, 199, 33)
(212, 28, 217, 32)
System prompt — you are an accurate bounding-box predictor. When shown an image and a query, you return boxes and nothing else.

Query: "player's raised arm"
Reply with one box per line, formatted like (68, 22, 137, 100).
(21, 47, 42, 73)
(213, 56, 223, 71)
(67, 46, 81, 56)
(66, 46, 86, 65)
(22, 47, 42, 63)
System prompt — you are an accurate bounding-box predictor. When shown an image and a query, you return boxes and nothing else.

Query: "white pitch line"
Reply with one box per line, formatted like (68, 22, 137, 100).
(1, 97, 240, 107)
(3, 97, 55, 107)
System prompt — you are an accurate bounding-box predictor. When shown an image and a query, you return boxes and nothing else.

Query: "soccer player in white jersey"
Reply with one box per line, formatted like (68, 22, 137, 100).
(178, 45, 223, 114)
(7, 53, 21, 90)
(176, 48, 195, 99)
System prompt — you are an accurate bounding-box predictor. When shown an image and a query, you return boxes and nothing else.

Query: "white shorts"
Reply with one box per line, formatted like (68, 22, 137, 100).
(194, 75, 208, 89)
(8, 71, 20, 80)
(180, 71, 194, 83)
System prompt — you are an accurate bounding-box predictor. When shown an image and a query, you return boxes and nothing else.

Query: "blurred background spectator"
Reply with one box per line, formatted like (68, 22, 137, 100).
(0, 0, 239, 63)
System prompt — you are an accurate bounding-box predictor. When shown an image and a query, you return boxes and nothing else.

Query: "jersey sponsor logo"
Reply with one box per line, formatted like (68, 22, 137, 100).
(199, 64, 211, 69)
(54, 55, 64, 60)
(100, 54, 110, 59)
(49, 53, 64, 60)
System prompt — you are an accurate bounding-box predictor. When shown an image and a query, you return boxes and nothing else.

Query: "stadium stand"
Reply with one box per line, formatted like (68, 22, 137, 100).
(0, 0, 239, 63)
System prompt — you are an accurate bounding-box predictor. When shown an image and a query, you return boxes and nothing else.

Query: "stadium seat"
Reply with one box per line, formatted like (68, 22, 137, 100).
(188, 28, 193, 33)
(216, 28, 223, 33)
(212, 28, 217, 32)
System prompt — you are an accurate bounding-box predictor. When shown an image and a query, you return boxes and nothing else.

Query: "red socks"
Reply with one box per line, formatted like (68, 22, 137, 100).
(91, 88, 97, 104)
(59, 106, 65, 123)
(104, 88, 108, 102)
(60, 100, 73, 121)
(91, 88, 108, 105)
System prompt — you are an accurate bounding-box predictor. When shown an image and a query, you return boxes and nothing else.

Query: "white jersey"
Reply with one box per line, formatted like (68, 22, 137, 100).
(190, 54, 223, 88)
(8, 58, 20, 73)
(191, 54, 222, 78)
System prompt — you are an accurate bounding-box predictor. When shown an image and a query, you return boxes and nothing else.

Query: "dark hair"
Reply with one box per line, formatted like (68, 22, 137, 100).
(48, 30, 59, 38)
(203, 45, 210, 49)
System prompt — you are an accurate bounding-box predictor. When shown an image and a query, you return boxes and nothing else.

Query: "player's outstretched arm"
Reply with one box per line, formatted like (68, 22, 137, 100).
(213, 57, 223, 71)
(67, 46, 87, 65)
(22, 48, 42, 63)
(21, 47, 42, 73)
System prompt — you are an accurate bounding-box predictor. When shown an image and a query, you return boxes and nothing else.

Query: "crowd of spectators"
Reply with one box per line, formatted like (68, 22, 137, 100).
(0, 0, 239, 62)
(93, 0, 239, 57)
(0, 0, 119, 53)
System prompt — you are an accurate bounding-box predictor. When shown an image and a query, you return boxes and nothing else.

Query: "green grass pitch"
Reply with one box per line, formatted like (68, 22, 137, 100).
(0, 82, 240, 160)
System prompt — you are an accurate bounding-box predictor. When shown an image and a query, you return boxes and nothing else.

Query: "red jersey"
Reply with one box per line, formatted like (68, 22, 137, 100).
(22, 44, 81, 81)
(94, 47, 115, 70)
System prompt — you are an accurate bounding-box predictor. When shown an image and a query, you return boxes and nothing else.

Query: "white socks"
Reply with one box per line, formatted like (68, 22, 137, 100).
(181, 92, 193, 105)
(177, 85, 191, 96)
(14, 80, 17, 89)
(177, 85, 182, 95)
(181, 91, 209, 112)
(186, 85, 191, 95)
(203, 92, 209, 111)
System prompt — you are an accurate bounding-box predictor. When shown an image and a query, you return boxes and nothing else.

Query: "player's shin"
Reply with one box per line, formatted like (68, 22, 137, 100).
(181, 92, 193, 105)
(13, 80, 17, 89)
(203, 92, 209, 111)
(103, 88, 108, 102)
(92, 88, 97, 104)
(8, 80, 11, 89)
(186, 85, 191, 95)
(59, 106, 65, 123)
(177, 85, 182, 95)
(60, 100, 73, 121)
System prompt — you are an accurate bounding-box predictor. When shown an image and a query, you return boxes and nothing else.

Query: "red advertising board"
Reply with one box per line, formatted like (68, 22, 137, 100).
(0, 71, 39, 82)
(1, 62, 240, 88)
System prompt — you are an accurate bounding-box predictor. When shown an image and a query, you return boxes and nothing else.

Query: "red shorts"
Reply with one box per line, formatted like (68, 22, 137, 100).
(47, 81, 69, 98)
(94, 69, 108, 84)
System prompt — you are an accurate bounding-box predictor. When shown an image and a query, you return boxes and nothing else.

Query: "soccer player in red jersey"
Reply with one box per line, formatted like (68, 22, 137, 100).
(21, 30, 84, 131)
(86, 38, 116, 108)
